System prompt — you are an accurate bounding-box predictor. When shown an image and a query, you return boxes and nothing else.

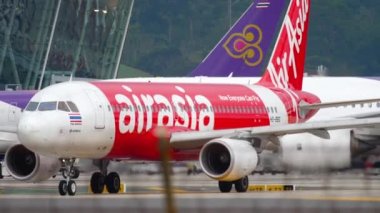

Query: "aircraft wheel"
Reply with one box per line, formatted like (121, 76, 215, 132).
(235, 176, 249, 192)
(218, 181, 233, 193)
(90, 172, 105, 194)
(106, 172, 120, 194)
(72, 168, 80, 179)
(58, 180, 68, 196)
(67, 180, 77, 196)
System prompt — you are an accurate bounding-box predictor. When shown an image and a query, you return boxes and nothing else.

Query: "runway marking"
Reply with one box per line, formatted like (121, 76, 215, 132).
(147, 186, 188, 193)
(292, 195, 380, 202)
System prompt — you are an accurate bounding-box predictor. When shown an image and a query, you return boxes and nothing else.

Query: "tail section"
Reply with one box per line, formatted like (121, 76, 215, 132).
(258, 0, 310, 90)
(189, 0, 287, 77)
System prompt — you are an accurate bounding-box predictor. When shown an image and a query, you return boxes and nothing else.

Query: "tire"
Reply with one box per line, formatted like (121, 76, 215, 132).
(58, 180, 67, 196)
(235, 176, 249, 192)
(72, 168, 80, 179)
(67, 180, 77, 196)
(61, 170, 68, 179)
(90, 172, 105, 194)
(218, 181, 233, 193)
(106, 172, 120, 194)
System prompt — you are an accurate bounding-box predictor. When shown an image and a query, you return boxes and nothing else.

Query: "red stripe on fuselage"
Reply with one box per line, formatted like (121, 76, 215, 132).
(90, 82, 271, 160)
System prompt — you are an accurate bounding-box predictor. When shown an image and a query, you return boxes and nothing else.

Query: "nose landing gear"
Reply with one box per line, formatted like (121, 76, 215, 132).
(58, 158, 78, 196)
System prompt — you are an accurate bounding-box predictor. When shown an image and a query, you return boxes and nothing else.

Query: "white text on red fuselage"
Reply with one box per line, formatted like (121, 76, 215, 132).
(267, 0, 309, 89)
(115, 85, 215, 134)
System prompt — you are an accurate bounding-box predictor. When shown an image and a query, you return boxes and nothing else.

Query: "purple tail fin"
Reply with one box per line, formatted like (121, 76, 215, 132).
(0, 90, 36, 109)
(189, 0, 287, 77)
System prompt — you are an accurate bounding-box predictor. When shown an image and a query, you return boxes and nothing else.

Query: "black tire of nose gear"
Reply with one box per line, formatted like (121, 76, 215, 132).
(67, 180, 77, 196)
(58, 180, 68, 196)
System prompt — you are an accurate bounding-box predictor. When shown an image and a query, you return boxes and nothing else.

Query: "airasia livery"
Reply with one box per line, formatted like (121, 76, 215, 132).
(9, 0, 380, 196)
(92, 81, 319, 160)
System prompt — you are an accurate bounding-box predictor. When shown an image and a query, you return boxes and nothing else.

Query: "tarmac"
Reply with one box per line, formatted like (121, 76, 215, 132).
(1, 172, 380, 212)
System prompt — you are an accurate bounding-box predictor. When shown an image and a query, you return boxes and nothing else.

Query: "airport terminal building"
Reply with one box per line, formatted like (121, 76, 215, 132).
(0, 0, 133, 90)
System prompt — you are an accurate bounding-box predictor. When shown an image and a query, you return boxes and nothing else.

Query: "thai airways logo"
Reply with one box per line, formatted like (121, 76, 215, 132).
(69, 113, 82, 125)
(223, 24, 263, 67)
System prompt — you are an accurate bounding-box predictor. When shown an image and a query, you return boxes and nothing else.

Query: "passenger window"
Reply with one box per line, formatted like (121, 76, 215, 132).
(58, 101, 70, 112)
(38, 102, 57, 111)
(25, 102, 39, 111)
(67, 101, 79, 112)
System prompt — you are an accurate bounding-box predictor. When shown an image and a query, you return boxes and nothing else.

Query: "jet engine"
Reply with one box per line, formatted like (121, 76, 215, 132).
(279, 129, 374, 171)
(199, 138, 258, 181)
(5, 144, 60, 182)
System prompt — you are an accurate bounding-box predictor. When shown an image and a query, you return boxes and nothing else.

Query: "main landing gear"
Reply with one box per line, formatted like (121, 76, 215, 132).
(58, 158, 78, 196)
(90, 160, 121, 194)
(90, 171, 120, 194)
(218, 176, 249, 193)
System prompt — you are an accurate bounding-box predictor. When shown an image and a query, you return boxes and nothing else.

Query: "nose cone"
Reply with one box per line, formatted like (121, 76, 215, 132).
(18, 113, 56, 155)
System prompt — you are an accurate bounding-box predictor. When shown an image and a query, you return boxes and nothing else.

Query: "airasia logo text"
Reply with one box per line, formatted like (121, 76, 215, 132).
(267, 0, 309, 89)
(115, 85, 215, 134)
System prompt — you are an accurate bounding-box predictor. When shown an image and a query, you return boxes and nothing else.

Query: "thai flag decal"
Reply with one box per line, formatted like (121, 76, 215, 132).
(69, 113, 82, 125)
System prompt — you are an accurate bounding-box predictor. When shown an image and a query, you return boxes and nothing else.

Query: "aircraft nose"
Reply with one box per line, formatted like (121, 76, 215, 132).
(18, 113, 53, 154)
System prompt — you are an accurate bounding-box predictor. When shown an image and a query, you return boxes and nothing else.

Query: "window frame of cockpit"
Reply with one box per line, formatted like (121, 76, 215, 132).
(58, 101, 71, 112)
(25, 102, 39, 111)
(38, 101, 58, 111)
(67, 101, 79, 112)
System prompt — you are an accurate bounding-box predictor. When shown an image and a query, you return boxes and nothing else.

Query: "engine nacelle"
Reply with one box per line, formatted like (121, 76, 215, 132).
(199, 138, 258, 181)
(5, 144, 60, 182)
(279, 129, 371, 171)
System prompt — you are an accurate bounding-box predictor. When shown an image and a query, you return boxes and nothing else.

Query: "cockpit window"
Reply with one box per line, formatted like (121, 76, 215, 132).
(25, 102, 39, 111)
(58, 101, 70, 112)
(67, 101, 79, 112)
(38, 102, 57, 111)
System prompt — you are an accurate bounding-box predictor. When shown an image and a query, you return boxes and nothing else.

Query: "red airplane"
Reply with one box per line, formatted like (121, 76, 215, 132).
(10, 0, 380, 196)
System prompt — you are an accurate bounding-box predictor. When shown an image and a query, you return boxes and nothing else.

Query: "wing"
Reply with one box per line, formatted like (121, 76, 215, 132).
(299, 98, 380, 110)
(170, 117, 380, 150)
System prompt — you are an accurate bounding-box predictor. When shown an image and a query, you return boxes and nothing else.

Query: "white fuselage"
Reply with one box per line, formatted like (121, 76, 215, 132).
(0, 101, 21, 153)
